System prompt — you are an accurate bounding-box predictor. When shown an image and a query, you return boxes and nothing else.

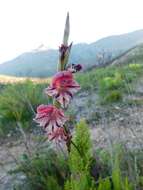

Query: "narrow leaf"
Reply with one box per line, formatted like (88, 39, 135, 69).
(63, 12, 70, 45)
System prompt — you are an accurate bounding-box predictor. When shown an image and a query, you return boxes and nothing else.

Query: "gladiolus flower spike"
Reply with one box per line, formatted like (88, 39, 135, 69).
(34, 13, 81, 147)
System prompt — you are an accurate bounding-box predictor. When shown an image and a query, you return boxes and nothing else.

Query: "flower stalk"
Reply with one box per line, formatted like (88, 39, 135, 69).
(34, 13, 82, 153)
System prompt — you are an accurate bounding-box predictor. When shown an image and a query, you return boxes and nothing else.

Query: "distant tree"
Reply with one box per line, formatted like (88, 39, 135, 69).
(96, 49, 112, 65)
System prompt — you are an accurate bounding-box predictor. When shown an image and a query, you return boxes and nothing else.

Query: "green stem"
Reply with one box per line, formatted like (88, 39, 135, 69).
(71, 140, 82, 157)
(63, 125, 82, 157)
(53, 99, 61, 108)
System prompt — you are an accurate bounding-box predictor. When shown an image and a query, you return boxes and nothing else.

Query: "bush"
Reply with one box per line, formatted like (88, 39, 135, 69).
(76, 63, 143, 105)
(8, 120, 143, 190)
(104, 90, 122, 103)
(64, 121, 136, 190)
(76, 71, 98, 91)
(12, 146, 68, 190)
(129, 63, 143, 70)
(99, 76, 123, 91)
(0, 80, 49, 135)
(64, 119, 94, 190)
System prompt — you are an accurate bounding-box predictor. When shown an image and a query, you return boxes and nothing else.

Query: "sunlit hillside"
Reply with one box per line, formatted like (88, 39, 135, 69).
(0, 74, 51, 84)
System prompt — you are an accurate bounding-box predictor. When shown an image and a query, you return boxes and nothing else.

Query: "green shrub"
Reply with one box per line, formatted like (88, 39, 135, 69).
(12, 147, 68, 190)
(104, 90, 122, 103)
(99, 77, 122, 91)
(9, 123, 143, 190)
(76, 62, 143, 105)
(129, 63, 142, 70)
(64, 119, 94, 190)
(0, 80, 49, 135)
(76, 71, 97, 91)
(94, 145, 143, 190)
(64, 123, 136, 190)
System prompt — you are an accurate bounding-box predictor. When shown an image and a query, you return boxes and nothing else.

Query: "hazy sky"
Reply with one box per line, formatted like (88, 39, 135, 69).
(0, 0, 143, 63)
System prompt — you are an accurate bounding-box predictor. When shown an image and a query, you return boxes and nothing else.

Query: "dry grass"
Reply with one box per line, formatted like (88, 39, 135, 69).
(0, 75, 51, 84)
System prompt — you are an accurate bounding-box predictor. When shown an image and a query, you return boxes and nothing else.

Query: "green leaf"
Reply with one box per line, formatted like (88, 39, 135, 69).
(63, 12, 70, 45)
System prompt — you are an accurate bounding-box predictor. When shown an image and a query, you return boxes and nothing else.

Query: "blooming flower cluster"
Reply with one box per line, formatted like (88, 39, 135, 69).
(34, 13, 81, 145)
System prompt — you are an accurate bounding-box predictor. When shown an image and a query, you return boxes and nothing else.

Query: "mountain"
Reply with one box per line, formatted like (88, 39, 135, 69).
(0, 29, 143, 77)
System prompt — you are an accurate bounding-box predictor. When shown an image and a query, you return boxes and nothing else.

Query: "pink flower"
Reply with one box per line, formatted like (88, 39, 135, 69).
(34, 104, 67, 132)
(45, 71, 80, 107)
(48, 127, 71, 142)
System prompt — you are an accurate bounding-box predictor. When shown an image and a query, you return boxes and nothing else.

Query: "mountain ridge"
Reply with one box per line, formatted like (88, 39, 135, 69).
(0, 29, 143, 77)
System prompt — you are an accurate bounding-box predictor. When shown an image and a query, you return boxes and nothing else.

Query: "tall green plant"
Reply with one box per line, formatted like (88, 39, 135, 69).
(64, 119, 94, 190)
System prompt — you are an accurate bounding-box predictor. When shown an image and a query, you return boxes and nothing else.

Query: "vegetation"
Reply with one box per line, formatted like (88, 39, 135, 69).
(0, 56, 143, 189)
(10, 120, 143, 189)
(0, 62, 143, 136)
(64, 120, 93, 190)
(11, 145, 68, 190)
(0, 80, 50, 136)
(76, 63, 143, 103)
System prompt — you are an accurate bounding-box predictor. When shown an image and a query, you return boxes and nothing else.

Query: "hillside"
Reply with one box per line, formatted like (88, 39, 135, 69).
(0, 29, 143, 77)
(71, 46, 143, 148)
(111, 43, 143, 65)
(0, 44, 143, 145)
